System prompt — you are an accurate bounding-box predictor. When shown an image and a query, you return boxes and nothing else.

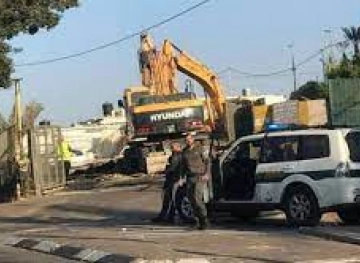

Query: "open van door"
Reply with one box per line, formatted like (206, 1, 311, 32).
(218, 138, 262, 201)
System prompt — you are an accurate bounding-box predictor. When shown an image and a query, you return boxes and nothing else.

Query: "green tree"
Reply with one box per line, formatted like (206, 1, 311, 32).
(0, 0, 79, 88)
(342, 26, 360, 57)
(327, 53, 354, 79)
(290, 81, 329, 101)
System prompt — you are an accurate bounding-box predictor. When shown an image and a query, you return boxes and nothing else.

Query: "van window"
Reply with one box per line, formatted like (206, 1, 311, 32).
(261, 136, 298, 163)
(226, 139, 262, 163)
(346, 132, 360, 162)
(249, 140, 262, 161)
(299, 135, 330, 160)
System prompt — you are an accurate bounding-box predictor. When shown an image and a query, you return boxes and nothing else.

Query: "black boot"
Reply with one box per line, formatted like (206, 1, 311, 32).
(191, 217, 200, 229)
(199, 217, 210, 230)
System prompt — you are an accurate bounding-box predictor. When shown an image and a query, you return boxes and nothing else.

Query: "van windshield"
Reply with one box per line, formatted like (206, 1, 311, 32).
(346, 132, 360, 162)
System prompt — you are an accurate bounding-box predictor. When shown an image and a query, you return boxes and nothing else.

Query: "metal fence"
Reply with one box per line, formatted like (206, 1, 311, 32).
(30, 126, 65, 195)
(0, 126, 17, 202)
(329, 78, 360, 127)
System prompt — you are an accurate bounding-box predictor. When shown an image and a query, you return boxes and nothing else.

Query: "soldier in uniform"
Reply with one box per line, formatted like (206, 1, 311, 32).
(182, 134, 210, 230)
(152, 142, 183, 223)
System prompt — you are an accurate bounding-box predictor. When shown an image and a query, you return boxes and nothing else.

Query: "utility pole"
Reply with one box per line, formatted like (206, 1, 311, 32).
(288, 44, 297, 91)
(324, 29, 334, 57)
(13, 78, 23, 162)
(12, 78, 24, 200)
(322, 28, 339, 87)
(320, 50, 328, 86)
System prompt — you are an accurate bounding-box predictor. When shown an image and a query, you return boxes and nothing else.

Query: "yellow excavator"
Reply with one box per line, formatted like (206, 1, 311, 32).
(122, 33, 227, 173)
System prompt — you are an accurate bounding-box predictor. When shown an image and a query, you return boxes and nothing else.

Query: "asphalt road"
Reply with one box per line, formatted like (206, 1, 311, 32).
(0, 183, 359, 262)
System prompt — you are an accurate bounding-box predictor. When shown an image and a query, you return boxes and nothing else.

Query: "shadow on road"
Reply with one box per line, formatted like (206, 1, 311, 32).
(0, 205, 154, 228)
(0, 200, 295, 235)
(173, 248, 292, 263)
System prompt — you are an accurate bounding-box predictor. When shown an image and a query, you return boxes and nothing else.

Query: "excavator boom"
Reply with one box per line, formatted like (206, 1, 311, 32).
(176, 49, 226, 123)
(163, 39, 226, 131)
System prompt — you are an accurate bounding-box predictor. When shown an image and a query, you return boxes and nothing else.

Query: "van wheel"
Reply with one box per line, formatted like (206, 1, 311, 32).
(337, 209, 360, 225)
(284, 185, 320, 227)
(175, 186, 194, 223)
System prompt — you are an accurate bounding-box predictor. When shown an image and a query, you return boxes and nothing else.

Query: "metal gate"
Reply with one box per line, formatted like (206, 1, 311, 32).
(30, 126, 65, 195)
(329, 78, 360, 127)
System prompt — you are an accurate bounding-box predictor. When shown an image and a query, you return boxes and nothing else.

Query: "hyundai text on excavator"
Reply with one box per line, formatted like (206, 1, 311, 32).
(122, 33, 228, 174)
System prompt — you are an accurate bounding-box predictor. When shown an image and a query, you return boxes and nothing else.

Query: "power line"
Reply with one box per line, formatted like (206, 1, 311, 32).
(218, 40, 349, 79)
(229, 66, 291, 77)
(15, 0, 212, 67)
(217, 66, 291, 79)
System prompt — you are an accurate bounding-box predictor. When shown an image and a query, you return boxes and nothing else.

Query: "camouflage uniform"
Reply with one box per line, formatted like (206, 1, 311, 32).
(183, 144, 209, 229)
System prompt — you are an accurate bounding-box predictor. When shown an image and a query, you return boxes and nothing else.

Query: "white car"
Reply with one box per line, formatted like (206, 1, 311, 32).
(70, 150, 95, 169)
(176, 128, 360, 226)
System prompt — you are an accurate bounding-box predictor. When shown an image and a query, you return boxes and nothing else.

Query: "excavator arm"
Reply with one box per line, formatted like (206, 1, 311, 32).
(140, 34, 226, 131)
(163, 40, 226, 131)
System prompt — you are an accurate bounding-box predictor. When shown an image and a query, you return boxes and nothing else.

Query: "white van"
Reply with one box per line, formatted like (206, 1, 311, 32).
(176, 129, 360, 226)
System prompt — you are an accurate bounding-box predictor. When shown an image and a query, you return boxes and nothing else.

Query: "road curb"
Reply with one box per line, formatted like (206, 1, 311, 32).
(3, 236, 210, 263)
(299, 227, 360, 246)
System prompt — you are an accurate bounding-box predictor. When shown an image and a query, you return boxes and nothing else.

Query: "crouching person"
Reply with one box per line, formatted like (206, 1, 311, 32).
(152, 142, 183, 223)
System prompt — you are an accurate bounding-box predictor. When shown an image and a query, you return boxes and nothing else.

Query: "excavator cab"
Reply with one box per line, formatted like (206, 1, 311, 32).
(123, 87, 151, 109)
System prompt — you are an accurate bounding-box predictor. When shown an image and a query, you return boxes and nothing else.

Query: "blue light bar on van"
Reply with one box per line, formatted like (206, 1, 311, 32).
(266, 123, 291, 132)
